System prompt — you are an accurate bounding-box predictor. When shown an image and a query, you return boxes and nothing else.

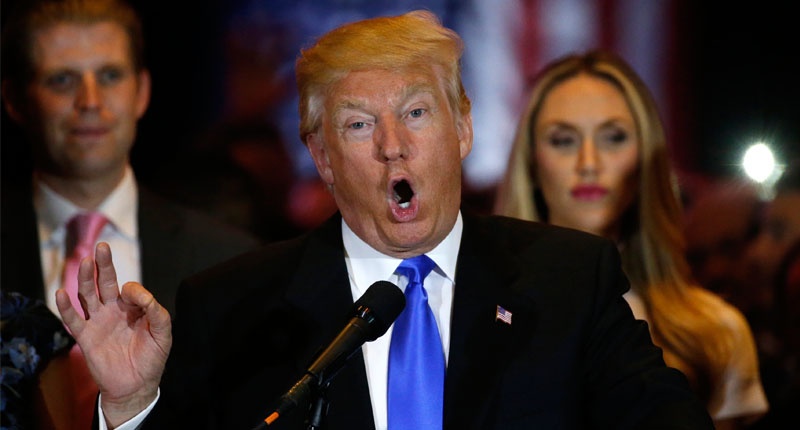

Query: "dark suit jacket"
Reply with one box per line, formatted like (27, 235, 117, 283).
(145, 212, 714, 429)
(1, 178, 261, 429)
(0, 181, 261, 316)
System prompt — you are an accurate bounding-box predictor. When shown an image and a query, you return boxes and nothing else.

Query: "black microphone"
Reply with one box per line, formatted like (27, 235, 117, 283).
(257, 280, 405, 428)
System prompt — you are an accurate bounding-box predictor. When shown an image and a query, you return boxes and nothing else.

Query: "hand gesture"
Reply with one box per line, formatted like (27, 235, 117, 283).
(56, 242, 173, 427)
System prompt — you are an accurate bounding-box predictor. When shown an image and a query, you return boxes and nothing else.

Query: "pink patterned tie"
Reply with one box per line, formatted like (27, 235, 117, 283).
(61, 212, 107, 430)
(63, 212, 108, 314)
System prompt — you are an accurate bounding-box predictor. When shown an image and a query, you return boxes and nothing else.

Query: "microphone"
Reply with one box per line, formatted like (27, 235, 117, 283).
(258, 280, 405, 427)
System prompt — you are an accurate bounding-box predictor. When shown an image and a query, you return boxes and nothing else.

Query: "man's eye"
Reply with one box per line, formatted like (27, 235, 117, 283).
(98, 67, 124, 85)
(44, 73, 77, 92)
(349, 121, 366, 130)
(409, 108, 425, 118)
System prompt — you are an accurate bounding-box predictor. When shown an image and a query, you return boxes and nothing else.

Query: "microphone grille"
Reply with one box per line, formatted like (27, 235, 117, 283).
(352, 280, 405, 341)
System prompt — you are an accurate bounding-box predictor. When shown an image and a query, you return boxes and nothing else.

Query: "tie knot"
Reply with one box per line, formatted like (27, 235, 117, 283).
(396, 254, 436, 286)
(66, 212, 108, 256)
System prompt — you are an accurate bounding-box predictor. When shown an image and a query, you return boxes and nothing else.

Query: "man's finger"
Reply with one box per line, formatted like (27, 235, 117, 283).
(95, 242, 121, 304)
(120, 282, 173, 348)
(77, 257, 98, 317)
(56, 287, 84, 335)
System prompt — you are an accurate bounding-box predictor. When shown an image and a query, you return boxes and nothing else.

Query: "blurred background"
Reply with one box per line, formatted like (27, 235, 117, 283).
(4, 2, 798, 425)
(3, 0, 798, 232)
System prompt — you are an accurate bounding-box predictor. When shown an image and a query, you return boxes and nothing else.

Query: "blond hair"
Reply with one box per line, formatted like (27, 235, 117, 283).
(294, 10, 471, 144)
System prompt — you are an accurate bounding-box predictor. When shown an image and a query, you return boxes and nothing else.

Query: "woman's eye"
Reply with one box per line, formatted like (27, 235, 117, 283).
(608, 130, 629, 144)
(598, 127, 633, 149)
(547, 132, 577, 148)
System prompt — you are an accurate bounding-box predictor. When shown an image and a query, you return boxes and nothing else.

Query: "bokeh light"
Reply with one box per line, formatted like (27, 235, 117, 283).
(742, 142, 776, 183)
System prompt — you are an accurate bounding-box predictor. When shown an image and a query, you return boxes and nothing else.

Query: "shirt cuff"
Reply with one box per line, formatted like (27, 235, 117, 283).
(97, 388, 160, 430)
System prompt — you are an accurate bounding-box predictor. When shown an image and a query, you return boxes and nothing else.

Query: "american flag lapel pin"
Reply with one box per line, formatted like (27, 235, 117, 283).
(495, 305, 512, 325)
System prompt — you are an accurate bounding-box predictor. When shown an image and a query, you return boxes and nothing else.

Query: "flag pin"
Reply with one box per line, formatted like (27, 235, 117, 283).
(495, 305, 512, 325)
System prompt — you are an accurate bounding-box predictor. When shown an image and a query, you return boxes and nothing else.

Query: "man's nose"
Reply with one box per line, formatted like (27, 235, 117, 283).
(75, 75, 101, 111)
(376, 119, 409, 162)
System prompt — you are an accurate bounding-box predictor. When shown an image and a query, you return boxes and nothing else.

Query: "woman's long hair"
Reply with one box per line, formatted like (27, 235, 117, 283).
(494, 50, 736, 403)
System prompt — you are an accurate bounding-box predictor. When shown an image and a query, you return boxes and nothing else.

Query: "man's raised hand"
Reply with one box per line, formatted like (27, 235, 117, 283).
(56, 242, 173, 427)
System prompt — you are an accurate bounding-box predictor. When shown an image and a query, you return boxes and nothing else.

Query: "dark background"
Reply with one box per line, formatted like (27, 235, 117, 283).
(682, 1, 798, 177)
(3, 1, 798, 196)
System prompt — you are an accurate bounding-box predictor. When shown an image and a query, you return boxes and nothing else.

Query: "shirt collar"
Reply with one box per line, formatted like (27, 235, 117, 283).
(342, 211, 463, 297)
(34, 165, 138, 242)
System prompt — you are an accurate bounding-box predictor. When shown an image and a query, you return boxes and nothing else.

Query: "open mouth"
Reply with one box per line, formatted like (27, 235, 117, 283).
(393, 179, 414, 208)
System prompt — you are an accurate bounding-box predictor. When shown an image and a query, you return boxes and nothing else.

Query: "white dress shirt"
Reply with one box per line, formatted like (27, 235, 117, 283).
(34, 165, 142, 318)
(342, 212, 461, 430)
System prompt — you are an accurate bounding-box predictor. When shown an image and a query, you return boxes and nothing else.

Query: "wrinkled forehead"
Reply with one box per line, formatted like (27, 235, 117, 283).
(325, 68, 445, 114)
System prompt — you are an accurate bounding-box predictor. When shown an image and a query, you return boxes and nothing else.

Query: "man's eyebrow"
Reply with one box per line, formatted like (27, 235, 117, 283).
(332, 100, 366, 119)
(331, 82, 437, 119)
(401, 83, 436, 102)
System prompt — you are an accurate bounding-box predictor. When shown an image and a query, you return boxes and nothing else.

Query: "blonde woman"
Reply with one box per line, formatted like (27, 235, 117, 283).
(495, 50, 768, 429)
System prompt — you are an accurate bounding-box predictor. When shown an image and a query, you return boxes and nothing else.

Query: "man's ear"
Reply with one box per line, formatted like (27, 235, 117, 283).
(2, 79, 26, 124)
(135, 69, 151, 119)
(307, 133, 334, 185)
(457, 112, 473, 160)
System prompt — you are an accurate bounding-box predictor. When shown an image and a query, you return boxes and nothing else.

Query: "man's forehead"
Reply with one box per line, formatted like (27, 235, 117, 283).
(32, 21, 131, 62)
(335, 82, 436, 106)
(328, 71, 440, 110)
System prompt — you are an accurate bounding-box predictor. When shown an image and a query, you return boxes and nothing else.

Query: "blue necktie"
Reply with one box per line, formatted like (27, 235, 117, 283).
(387, 254, 445, 430)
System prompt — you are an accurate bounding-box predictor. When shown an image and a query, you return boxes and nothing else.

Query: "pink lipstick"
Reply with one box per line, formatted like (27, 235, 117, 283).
(571, 185, 608, 201)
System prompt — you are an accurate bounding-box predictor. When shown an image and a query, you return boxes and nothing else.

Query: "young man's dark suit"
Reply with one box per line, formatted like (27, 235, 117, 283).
(144, 211, 714, 429)
(0, 181, 261, 317)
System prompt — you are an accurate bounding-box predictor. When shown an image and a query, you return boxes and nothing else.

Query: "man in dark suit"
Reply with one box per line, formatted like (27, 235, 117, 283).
(58, 10, 714, 429)
(0, 0, 259, 428)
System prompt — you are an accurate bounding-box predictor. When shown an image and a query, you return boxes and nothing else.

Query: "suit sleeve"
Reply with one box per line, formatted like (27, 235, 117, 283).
(583, 241, 714, 429)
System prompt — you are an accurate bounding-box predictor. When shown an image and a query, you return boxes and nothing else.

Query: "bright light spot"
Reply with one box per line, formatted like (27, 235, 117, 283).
(742, 143, 776, 183)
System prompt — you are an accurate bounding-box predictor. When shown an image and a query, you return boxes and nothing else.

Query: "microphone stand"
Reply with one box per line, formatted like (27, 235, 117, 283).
(251, 376, 331, 430)
(305, 380, 331, 430)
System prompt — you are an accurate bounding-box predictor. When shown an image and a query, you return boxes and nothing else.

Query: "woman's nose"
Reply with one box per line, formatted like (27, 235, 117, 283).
(577, 140, 599, 175)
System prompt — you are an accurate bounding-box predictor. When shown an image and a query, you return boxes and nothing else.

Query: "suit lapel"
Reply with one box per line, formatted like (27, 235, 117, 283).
(445, 213, 538, 428)
(137, 187, 183, 287)
(1, 181, 47, 301)
(282, 213, 376, 429)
